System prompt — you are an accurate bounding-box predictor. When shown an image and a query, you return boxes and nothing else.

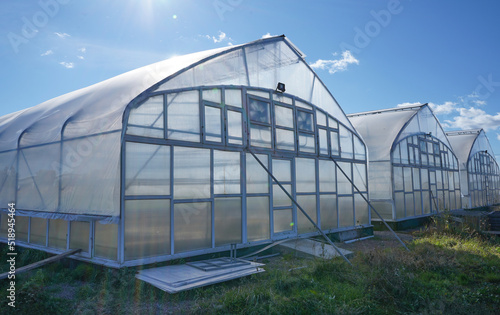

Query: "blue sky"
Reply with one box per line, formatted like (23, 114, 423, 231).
(1, 0, 500, 160)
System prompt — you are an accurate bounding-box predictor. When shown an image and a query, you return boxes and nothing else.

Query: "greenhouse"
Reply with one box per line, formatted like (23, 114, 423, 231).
(446, 129, 500, 208)
(0, 36, 370, 267)
(348, 104, 462, 224)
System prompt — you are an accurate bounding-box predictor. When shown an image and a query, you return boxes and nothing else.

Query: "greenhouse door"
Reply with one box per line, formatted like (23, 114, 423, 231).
(271, 158, 297, 239)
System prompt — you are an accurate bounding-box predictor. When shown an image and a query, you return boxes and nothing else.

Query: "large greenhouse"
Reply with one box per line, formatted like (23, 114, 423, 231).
(348, 104, 462, 224)
(0, 36, 370, 267)
(446, 129, 500, 208)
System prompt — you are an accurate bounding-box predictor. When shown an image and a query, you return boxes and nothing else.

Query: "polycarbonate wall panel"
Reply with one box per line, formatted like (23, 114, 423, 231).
(214, 197, 242, 246)
(247, 196, 270, 241)
(273, 185, 292, 207)
(214, 151, 240, 195)
(204, 106, 222, 142)
(246, 154, 269, 194)
(0, 151, 16, 205)
(17, 143, 60, 211)
(30, 217, 47, 246)
(368, 161, 391, 199)
(69, 221, 89, 253)
(227, 111, 243, 145)
(355, 194, 369, 225)
(371, 201, 393, 220)
(15, 216, 29, 242)
(48, 219, 67, 249)
(60, 132, 121, 216)
(174, 202, 211, 253)
(126, 95, 164, 138)
(320, 194, 337, 229)
(339, 125, 353, 159)
(319, 160, 336, 193)
(95, 223, 118, 260)
(295, 158, 316, 193)
(353, 163, 367, 192)
(337, 162, 352, 195)
(125, 199, 170, 260)
(297, 195, 317, 233)
(338, 196, 353, 227)
(167, 90, 200, 142)
(274, 209, 293, 233)
(174, 147, 210, 199)
(125, 142, 170, 196)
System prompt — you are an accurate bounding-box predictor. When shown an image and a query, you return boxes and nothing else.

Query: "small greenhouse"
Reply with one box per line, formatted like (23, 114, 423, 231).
(348, 104, 462, 224)
(446, 129, 500, 208)
(0, 36, 370, 267)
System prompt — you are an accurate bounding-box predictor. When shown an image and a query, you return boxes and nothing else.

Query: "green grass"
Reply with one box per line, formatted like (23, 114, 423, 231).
(0, 218, 499, 314)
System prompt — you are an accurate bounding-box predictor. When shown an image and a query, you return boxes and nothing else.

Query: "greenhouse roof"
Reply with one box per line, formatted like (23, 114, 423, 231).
(446, 129, 495, 169)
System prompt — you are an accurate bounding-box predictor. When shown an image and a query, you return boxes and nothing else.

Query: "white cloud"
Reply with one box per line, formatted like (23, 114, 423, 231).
(310, 51, 359, 74)
(262, 33, 277, 39)
(444, 107, 500, 131)
(78, 47, 86, 53)
(397, 102, 422, 108)
(59, 61, 74, 69)
(428, 101, 457, 115)
(55, 32, 70, 39)
(212, 31, 226, 43)
(40, 50, 53, 56)
(77, 56, 84, 60)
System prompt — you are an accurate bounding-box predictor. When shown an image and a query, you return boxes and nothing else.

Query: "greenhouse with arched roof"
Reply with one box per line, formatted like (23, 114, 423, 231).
(348, 104, 462, 227)
(446, 129, 500, 208)
(0, 36, 370, 267)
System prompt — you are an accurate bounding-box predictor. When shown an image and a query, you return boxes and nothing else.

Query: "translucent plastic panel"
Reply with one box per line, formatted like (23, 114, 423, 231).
(205, 106, 222, 142)
(247, 196, 270, 241)
(167, 90, 200, 142)
(316, 110, 327, 126)
(273, 93, 292, 105)
(274, 209, 293, 233)
(299, 134, 315, 153)
(18, 143, 60, 211)
(214, 197, 242, 246)
(174, 202, 211, 253)
(337, 162, 352, 195)
(328, 116, 338, 129)
(272, 159, 291, 182)
(371, 201, 393, 220)
(353, 136, 366, 161)
(319, 160, 336, 193)
(394, 167, 403, 191)
(393, 145, 401, 164)
(368, 161, 392, 199)
(203, 88, 221, 103)
(70, 221, 89, 253)
(297, 195, 317, 234)
(400, 139, 409, 164)
(276, 129, 295, 151)
(174, 147, 210, 199)
(247, 90, 270, 99)
(30, 217, 47, 246)
(295, 158, 316, 193)
(297, 110, 314, 131)
(48, 219, 67, 249)
(353, 163, 367, 192)
(126, 95, 164, 138)
(295, 100, 313, 110)
(16, 216, 29, 242)
(250, 125, 271, 148)
(125, 142, 170, 196)
(273, 184, 292, 207)
(225, 89, 242, 108)
(338, 196, 354, 227)
(421, 169, 429, 189)
(275, 105, 293, 128)
(214, 150, 240, 194)
(404, 168, 413, 192)
(60, 132, 121, 216)
(0, 151, 16, 206)
(125, 199, 170, 260)
(339, 125, 353, 159)
(248, 98, 270, 123)
(414, 191, 423, 215)
(246, 154, 269, 194)
(413, 168, 421, 190)
(318, 129, 328, 155)
(94, 223, 118, 260)
(395, 192, 405, 219)
(227, 110, 243, 145)
(330, 131, 339, 156)
(320, 194, 337, 229)
(405, 194, 415, 217)
(355, 194, 369, 225)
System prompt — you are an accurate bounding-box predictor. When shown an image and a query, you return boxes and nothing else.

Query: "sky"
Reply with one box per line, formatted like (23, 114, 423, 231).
(1, 0, 500, 160)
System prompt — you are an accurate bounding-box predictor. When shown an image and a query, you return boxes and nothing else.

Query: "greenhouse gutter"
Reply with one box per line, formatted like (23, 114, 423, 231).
(248, 150, 353, 266)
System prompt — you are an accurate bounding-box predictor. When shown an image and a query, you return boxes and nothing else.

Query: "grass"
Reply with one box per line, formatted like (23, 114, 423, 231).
(0, 216, 499, 314)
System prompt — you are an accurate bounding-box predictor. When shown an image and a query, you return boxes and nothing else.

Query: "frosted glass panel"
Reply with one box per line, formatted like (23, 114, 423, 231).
(126, 95, 164, 138)
(297, 195, 317, 233)
(247, 196, 270, 241)
(394, 167, 403, 191)
(405, 193, 415, 217)
(316, 110, 327, 126)
(246, 154, 269, 194)
(395, 192, 405, 219)
(174, 202, 211, 253)
(225, 89, 242, 107)
(320, 194, 337, 229)
(125, 142, 170, 196)
(275, 105, 293, 128)
(227, 110, 242, 145)
(70, 221, 89, 253)
(203, 88, 221, 103)
(319, 160, 336, 193)
(295, 158, 316, 193)
(125, 199, 170, 260)
(355, 194, 369, 225)
(274, 209, 293, 233)
(353, 136, 366, 160)
(353, 163, 367, 192)
(339, 125, 353, 159)
(30, 217, 47, 246)
(272, 159, 291, 182)
(276, 129, 295, 151)
(205, 106, 222, 142)
(215, 197, 242, 246)
(167, 90, 200, 142)
(299, 134, 315, 153)
(49, 219, 67, 249)
(371, 201, 393, 220)
(250, 125, 271, 148)
(319, 129, 328, 155)
(214, 150, 240, 194)
(174, 147, 210, 199)
(338, 196, 353, 227)
(337, 162, 352, 195)
(95, 223, 118, 260)
(330, 131, 339, 156)
(273, 184, 292, 207)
